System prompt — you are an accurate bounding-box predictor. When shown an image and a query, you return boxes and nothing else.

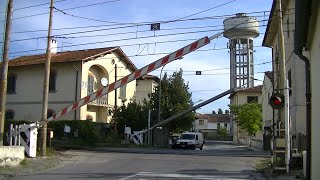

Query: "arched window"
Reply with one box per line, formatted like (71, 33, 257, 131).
(47, 109, 55, 119)
(5, 109, 15, 120)
(7, 74, 17, 94)
(86, 115, 93, 121)
(49, 70, 57, 92)
(87, 73, 97, 94)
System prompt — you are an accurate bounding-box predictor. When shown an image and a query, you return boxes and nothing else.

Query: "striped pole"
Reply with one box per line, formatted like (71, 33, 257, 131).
(43, 35, 213, 124)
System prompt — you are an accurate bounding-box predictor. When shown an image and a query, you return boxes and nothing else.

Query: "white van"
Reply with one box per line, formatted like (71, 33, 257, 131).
(173, 132, 204, 150)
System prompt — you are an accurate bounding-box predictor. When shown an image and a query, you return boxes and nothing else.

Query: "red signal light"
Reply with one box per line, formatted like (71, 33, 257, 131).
(269, 93, 285, 109)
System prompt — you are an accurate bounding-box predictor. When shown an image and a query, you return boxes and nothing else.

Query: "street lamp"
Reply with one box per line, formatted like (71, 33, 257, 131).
(194, 99, 203, 104)
(158, 65, 166, 123)
(158, 57, 183, 123)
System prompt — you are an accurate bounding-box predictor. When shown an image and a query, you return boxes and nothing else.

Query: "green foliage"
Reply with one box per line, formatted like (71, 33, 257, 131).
(229, 102, 263, 136)
(48, 120, 106, 141)
(108, 69, 194, 134)
(217, 126, 228, 137)
(149, 69, 194, 132)
(109, 100, 149, 134)
(212, 110, 216, 114)
(217, 108, 223, 114)
(225, 110, 230, 114)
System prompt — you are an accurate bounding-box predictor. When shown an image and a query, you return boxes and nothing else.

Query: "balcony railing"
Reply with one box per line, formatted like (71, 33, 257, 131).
(88, 95, 111, 107)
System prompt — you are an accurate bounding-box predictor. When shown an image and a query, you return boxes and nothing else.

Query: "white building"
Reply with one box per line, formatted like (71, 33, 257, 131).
(293, 0, 320, 178)
(4, 44, 154, 123)
(262, 0, 307, 150)
(193, 114, 231, 139)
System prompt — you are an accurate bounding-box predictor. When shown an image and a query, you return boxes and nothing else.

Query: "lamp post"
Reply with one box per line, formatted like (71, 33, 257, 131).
(158, 65, 166, 123)
(194, 99, 203, 104)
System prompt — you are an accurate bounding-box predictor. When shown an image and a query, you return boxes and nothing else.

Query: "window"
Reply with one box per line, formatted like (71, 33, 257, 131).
(247, 96, 258, 103)
(7, 74, 16, 94)
(199, 120, 204, 126)
(288, 69, 292, 96)
(224, 123, 227, 128)
(49, 70, 57, 92)
(119, 85, 127, 99)
(5, 109, 15, 120)
(217, 123, 220, 128)
(87, 74, 94, 94)
(47, 109, 55, 119)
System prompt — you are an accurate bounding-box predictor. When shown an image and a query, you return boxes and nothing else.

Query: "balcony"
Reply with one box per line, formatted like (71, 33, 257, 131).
(88, 95, 111, 107)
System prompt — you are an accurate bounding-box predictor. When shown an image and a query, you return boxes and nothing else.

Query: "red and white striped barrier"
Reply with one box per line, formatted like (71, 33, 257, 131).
(46, 36, 213, 122)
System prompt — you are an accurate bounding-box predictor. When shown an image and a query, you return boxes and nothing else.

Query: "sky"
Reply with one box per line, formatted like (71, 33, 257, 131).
(0, 0, 273, 114)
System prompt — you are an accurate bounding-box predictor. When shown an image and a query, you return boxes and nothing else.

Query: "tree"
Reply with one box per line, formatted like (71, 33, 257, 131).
(212, 110, 216, 114)
(149, 69, 194, 132)
(218, 108, 223, 114)
(109, 100, 150, 135)
(229, 102, 262, 145)
(217, 126, 228, 137)
(225, 110, 230, 114)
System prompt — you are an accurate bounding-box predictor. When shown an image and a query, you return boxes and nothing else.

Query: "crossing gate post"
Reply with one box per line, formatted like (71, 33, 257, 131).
(19, 123, 38, 157)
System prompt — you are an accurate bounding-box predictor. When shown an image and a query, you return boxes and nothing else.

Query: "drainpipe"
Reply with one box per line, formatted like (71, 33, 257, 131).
(72, 66, 79, 120)
(294, 50, 311, 180)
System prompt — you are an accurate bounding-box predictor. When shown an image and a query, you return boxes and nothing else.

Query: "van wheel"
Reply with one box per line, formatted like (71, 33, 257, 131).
(200, 145, 203, 150)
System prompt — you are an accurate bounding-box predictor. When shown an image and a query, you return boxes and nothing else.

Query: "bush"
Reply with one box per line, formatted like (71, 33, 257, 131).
(217, 127, 228, 137)
(48, 120, 108, 142)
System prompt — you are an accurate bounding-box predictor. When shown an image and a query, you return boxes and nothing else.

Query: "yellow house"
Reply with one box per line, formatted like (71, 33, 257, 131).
(5, 45, 142, 123)
(135, 74, 159, 104)
(229, 85, 263, 148)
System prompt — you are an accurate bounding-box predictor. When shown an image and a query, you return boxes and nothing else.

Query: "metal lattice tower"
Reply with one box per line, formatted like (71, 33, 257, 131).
(223, 13, 259, 89)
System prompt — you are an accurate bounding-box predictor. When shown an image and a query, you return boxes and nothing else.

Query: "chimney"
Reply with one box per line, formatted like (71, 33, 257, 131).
(50, 39, 57, 54)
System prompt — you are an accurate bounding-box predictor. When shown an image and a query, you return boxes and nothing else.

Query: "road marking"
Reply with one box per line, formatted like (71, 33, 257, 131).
(121, 172, 250, 180)
(119, 173, 140, 180)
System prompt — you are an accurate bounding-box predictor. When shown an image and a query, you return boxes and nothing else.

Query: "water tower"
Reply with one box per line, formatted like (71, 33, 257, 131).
(223, 13, 259, 89)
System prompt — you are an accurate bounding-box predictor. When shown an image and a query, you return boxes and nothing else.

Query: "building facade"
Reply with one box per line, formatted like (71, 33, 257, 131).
(135, 75, 159, 104)
(4, 45, 153, 123)
(193, 114, 231, 139)
(262, 0, 307, 150)
(229, 85, 263, 148)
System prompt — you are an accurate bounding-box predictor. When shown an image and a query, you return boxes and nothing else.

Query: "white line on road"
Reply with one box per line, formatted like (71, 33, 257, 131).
(120, 172, 250, 180)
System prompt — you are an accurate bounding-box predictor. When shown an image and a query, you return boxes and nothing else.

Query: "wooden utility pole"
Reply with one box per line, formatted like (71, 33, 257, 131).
(0, 0, 14, 146)
(40, 0, 54, 156)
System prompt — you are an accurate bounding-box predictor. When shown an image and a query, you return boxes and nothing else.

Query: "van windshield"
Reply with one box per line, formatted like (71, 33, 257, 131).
(180, 134, 195, 140)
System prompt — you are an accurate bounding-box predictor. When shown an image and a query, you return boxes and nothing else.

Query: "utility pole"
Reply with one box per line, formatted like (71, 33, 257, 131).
(114, 63, 117, 134)
(273, 0, 289, 173)
(0, 0, 13, 146)
(40, 0, 54, 156)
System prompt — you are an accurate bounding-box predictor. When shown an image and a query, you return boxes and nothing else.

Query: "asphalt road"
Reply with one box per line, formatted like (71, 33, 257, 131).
(6, 141, 269, 180)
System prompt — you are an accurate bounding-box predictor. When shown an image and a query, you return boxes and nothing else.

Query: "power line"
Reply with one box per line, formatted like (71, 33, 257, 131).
(0, 0, 68, 14)
(0, 0, 122, 22)
(177, 0, 238, 20)
(155, 61, 272, 73)
(7, 22, 271, 43)
(8, 10, 274, 34)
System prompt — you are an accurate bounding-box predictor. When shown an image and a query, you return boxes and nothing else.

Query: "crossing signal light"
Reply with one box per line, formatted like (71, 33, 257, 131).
(269, 93, 285, 109)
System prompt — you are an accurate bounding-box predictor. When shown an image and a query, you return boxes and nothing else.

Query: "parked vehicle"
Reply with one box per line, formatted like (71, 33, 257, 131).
(171, 132, 204, 150)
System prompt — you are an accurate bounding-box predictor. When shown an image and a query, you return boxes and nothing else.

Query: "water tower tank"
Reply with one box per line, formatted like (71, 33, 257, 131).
(223, 13, 259, 39)
(223, 13, 259, 89)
